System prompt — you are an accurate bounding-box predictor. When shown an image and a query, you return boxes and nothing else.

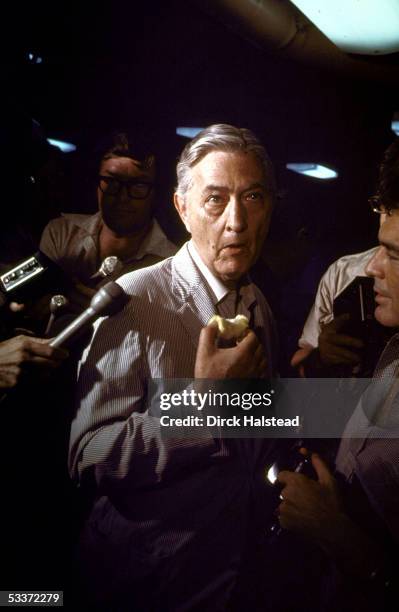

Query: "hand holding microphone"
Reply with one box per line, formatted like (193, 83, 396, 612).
(0, 282, 126, 399)
(0, 335, 68, 391)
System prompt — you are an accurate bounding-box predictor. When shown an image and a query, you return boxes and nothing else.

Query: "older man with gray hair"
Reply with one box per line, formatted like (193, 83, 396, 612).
(71, 124, 278, 611)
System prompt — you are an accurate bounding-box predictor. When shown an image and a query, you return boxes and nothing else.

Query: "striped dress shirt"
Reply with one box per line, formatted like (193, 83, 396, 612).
(70, 241, 278, 611)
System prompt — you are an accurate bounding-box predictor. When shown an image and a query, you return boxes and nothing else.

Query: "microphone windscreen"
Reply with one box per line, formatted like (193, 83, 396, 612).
(90, 281, 128, 316)
(49, 281, 128, 349)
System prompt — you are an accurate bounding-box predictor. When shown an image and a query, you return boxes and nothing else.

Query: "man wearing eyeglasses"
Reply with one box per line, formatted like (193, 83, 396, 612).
(39, 133, 176, 292)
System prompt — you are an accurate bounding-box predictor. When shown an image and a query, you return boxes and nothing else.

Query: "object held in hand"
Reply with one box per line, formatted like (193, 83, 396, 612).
(45, 294, 69, 336)
(99, 256, 123, 278)
(0, 251, 69, 306)
(50, 294, 68, 313)
(208, 314, 249, 341)
(266, 443, 317, 539)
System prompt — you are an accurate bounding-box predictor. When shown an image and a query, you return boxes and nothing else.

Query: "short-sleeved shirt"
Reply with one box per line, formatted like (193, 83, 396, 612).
(299, 247, 378, 349)
(40, 212, 177, 284)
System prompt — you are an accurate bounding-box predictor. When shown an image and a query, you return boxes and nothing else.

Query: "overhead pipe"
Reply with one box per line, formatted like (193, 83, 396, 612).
(197, 0, 399, 85)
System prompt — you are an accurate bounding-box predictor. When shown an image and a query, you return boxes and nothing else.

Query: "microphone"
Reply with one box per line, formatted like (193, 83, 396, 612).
(49, 281, 128, 348)
(44, 294, 69, 336)
(88, 256, 124, 287)
(98, 256, 123, 278)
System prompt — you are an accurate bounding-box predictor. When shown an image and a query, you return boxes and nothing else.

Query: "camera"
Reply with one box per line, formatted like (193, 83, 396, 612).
(0, 251, 70, 307)
(332, 276, 375, 340)
(333, 276, 392, 376)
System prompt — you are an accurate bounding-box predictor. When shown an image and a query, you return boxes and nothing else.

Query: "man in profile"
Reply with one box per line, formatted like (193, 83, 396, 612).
(278, 139, 399, 612)
(70, 124, 278, 610)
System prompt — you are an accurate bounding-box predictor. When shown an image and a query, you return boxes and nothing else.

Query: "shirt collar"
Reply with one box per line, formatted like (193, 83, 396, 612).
(63, 213, 176, 262)
(134, 219, 176, 261)
(61, 211, 102, 236)
(238, 281, 257, 310)
(187, 240, 230, 304)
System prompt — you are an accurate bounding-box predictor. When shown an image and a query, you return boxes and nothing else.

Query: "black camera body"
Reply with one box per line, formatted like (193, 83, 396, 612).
(333, 276, 392, 376)
(333, 276, 376, 340)
(0, 251, 69, 307)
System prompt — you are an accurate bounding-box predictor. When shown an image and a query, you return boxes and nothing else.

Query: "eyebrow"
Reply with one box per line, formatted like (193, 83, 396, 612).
(202, 184, 227, 193)
(101, 170, 119, 177)
(202, 182, 266, 194)
(101, 170, 149, 180)
(242, 182, 266, 192)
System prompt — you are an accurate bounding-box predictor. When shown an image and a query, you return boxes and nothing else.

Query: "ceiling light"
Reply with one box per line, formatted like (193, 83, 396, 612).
(47, 139, 77, 153)
(27, 52, 43, 64)
(286, 163, 338, 180)
(290, 0, 399, 55)
(392, 113, 399, 136)
(176, 127, 204, 138)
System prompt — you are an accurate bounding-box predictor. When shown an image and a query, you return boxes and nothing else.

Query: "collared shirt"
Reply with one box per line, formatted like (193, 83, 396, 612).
(70, 240, 278, 612)
(335, 333, 399, 542)
(187, 240, 257, 321)
(187, 240, 229, 304)
(40, 212, 177, 284)
(299, 247, 379, 349)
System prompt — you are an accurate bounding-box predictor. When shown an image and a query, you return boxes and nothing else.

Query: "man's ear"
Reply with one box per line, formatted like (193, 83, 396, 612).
(174, 192, 191, 233)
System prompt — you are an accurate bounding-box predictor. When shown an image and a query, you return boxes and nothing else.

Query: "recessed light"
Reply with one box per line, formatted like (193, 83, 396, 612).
(286, 163, 338, 180)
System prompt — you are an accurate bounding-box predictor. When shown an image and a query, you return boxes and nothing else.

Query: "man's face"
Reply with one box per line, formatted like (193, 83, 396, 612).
(366, 210, 399, 327)
(174, 150, 273, 286)
(98, 156, 155, 235)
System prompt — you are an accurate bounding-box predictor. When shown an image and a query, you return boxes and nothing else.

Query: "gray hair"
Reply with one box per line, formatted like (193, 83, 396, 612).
(176, 123, 276, 199)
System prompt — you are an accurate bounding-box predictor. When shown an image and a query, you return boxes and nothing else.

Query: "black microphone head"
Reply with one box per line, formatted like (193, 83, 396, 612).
(90, 281, 128, 316)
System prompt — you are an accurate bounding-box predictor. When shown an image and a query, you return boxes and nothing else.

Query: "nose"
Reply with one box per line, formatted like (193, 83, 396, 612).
(118, 183, 131, 201)
(366, 246, 385, 279)
(225, 197, 248, 233)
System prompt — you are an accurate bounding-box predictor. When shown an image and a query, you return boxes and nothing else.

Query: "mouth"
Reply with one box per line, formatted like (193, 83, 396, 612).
(374, 289, 390, 302)
(220, 243, 248, 255)
(114, 207, 136, 213)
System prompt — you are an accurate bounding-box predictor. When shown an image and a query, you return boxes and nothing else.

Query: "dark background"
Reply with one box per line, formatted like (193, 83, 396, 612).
(15, 0, 396, 241)
(1, 1, 398, 606)
(3, 0, 399, 357)
(5, 0, 398, 363)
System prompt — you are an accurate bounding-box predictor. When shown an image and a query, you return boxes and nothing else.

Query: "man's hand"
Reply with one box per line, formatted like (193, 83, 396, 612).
(277, 452, 342, 541)
(0, 335, 68, 389)
(277, 451, 385, 579)
(194, 324, 267, 379)
(318, 314, 364, 367)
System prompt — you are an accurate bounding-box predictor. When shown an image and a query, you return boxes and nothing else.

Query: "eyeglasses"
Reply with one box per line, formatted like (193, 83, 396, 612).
(368, 196, 390, 216)
(98, 176, 154, 199)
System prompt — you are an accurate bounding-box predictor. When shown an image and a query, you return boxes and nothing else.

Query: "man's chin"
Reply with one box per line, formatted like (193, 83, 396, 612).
(103, 219, 146, 235)
(375, 305, 399, 328)
(216, 265, 250, 284)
